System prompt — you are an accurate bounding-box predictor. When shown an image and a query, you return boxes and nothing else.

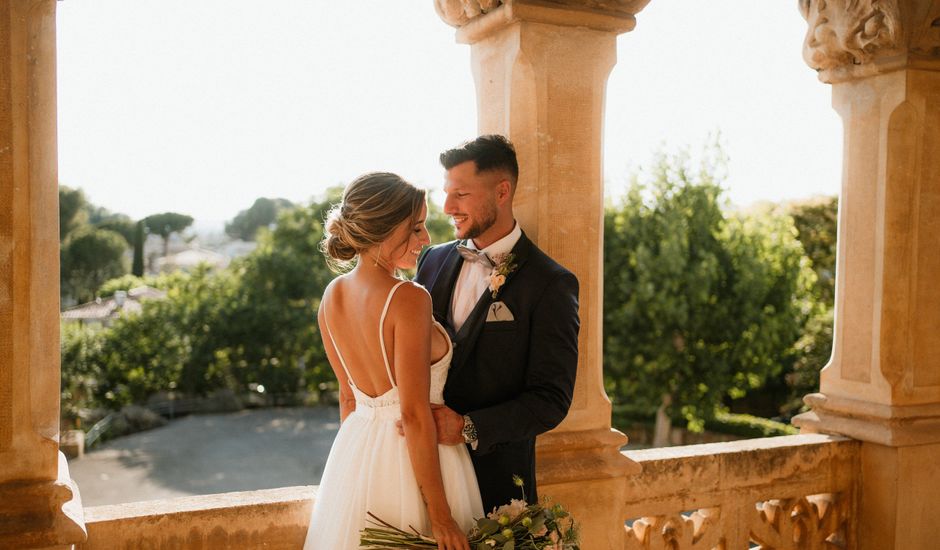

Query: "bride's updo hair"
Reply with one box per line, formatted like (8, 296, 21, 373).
(321, 172, 426, 272)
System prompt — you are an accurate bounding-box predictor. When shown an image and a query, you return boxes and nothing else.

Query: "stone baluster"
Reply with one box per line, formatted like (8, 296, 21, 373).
(0, 0, 86, 547)
(792, 0, 940, 547)
(434, 1, 649, 548)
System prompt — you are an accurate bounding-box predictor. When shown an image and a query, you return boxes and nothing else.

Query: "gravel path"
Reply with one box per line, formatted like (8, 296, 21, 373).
(69, 407, 340, 507)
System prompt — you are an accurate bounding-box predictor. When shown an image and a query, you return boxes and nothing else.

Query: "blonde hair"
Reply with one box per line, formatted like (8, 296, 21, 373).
(321, 172, 426, 272)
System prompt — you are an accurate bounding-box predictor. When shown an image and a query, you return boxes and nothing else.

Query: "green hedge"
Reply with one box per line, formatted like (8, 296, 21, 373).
(611, 404, 796, 439)
(704, 412, 797, 438)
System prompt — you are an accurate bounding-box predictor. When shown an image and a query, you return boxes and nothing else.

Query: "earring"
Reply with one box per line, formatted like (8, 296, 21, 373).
(370, 246, 392, 272)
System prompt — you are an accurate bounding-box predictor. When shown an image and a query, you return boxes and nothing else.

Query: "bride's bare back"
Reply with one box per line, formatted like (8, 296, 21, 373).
(319, 273, 449, 399)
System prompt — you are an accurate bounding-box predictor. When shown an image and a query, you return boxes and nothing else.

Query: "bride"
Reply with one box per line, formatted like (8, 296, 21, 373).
(304, 172, 482, 550)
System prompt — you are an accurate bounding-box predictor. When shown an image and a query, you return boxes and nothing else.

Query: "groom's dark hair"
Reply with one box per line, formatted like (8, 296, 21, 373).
(440, 134, 519, 191)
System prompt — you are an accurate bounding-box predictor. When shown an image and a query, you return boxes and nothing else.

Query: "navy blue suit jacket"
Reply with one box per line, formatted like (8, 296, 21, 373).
(414, 232, 580, 511)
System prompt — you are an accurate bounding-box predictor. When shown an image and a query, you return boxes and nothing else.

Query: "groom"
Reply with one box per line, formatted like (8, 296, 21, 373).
(414, 135, 580, 512)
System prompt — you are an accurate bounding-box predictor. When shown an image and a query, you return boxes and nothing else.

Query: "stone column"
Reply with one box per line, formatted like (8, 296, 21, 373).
(0, 0, 86, 548)
(792, 1, 940, 548)
(435, 1, 647, 548)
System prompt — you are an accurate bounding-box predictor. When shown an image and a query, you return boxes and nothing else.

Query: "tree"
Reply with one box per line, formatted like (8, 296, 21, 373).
(789, 196, 838, 307)
(58, 186, 145, 303)
(59, 185, 88, 239)
(94, 290, 190, 406)
(94, 214, 136, 246)
(62, 192, 341, 411)
(199, 196, 336, 396)
(425, 199, 456, 245)
(225, 197, 294, 241)
(60, 227, 129, 303)
(60, 322, 106, 424)
(97, 271, 186, 298)
(59, 185, 136, 245)
(143, 212, 194, 257)
(132, 220, 145, 276)
(783, 196, 838, 414)
(603, 149, 814, 445)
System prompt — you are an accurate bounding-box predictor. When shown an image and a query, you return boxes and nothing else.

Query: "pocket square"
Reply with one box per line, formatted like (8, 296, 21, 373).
(486, 301, 515, 322)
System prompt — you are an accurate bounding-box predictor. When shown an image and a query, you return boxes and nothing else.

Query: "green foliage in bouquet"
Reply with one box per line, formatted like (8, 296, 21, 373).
(360, 476, 579, 550)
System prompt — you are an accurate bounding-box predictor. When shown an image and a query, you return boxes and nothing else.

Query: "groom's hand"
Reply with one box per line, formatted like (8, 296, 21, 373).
(430, 404, 465, 446)
(395, 404, 465, 445)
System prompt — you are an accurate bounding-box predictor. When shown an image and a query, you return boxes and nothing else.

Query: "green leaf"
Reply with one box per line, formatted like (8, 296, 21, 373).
(477, 518, 500, 536)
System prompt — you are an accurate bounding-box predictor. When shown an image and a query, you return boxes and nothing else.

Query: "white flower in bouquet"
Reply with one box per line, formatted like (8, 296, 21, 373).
(487, 498, 527, 522)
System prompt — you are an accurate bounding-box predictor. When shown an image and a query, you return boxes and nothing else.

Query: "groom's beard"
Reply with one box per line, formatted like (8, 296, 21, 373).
(456, 203, 498, 241)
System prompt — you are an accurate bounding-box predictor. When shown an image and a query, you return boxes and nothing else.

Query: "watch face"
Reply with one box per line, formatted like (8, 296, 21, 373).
(462, 415, 478, 443)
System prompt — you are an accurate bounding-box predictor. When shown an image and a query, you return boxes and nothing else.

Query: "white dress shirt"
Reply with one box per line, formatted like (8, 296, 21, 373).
(450, 222, 522, 332)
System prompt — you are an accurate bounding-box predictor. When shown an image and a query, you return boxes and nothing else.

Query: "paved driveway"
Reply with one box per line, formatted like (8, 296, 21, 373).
(69, 407, 340, 507)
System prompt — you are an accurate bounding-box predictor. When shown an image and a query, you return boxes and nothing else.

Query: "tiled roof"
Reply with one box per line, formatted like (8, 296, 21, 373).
(61, 286, 166, 321)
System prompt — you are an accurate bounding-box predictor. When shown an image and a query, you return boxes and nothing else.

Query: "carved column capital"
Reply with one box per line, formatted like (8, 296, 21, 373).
(799, 0, 940, 82)
(435, 0, 651, 38)
(434, 0, 502, 27)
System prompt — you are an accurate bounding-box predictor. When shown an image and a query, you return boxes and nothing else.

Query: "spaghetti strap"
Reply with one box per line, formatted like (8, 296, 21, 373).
(321, 309, 358, 390)
(379, 281, 408, 388)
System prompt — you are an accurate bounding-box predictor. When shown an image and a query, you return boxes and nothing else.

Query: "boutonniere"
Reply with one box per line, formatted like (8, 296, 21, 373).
(488, 252, 518, 299)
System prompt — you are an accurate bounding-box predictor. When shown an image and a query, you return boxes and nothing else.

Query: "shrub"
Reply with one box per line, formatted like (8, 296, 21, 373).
(704, 411, 797, 438)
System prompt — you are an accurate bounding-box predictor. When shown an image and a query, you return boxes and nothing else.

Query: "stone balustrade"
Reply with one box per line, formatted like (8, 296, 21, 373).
(69, 434, 859, 549)
(78, 486, 314, 549)
(622, 434, 859, 549)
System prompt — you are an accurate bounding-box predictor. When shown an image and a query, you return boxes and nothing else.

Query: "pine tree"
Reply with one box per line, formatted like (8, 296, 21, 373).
(132, 220, 145, 276)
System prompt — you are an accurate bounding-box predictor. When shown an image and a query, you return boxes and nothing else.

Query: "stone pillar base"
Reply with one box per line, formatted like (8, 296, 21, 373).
(0, 453, 87, 549)
(537, 428, 640, 549)
(793, 393, 940, 447)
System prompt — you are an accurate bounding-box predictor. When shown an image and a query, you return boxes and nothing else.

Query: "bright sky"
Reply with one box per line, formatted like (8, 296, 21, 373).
(56, 1, 842, 228)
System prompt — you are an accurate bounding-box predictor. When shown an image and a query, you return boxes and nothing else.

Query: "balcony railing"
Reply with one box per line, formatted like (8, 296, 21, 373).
(622, 434, 859, 549)
(76, 434, 858, 549)
(79, 486, 314, 550)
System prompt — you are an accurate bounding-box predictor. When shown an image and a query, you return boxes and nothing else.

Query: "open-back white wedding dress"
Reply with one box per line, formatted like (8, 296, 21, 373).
(303, 281, 483, 549)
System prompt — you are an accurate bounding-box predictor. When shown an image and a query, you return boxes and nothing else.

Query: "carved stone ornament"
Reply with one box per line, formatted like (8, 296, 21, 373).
(435, 0, 651, 27)
(435, 0, 503, 27)
(910, 2, 940, 56)
(625, 494, 850, 549)
(799, 0, 902, 71)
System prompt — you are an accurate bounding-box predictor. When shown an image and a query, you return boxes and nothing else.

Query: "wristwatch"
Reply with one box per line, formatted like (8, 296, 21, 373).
(462, 414, 479, 449)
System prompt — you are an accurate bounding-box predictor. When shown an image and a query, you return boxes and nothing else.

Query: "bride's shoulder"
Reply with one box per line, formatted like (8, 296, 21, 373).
(394, 280, 431, 301)
(320, 277, 340, 300)
(318, 275, 349, 311)
(388, 281, 432, 317)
